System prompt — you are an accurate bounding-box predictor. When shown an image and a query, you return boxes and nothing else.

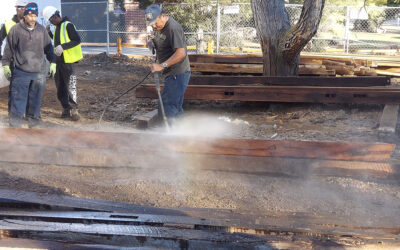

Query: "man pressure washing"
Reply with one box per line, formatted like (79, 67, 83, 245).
(145, 4, 191, 125)
(43, 6, 83, 121)
(2, 2, 56, 128)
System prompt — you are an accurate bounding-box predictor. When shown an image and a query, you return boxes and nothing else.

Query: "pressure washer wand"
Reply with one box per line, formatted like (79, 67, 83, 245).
(153, 70, 169, 131)
(149, 39, 170, 131)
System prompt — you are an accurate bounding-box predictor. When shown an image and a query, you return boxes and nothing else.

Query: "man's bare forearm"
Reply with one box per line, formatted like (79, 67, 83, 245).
(162, 48, 186, 66)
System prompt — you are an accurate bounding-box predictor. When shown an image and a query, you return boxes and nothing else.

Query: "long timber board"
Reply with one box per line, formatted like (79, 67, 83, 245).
(0, 128, 395, 162)
(189, 75, 390, 87)
(136, 84, 400, 104)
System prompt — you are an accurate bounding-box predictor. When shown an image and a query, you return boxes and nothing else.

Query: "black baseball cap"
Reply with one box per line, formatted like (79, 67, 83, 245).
(145, 4, 162, 26)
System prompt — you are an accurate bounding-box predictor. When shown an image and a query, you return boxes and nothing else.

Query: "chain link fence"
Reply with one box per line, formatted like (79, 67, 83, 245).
(57, 1, 400, 55)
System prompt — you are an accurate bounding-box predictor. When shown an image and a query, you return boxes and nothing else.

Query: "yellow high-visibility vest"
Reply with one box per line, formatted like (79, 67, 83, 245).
(5, 20, 16, 34)
(54, 21, 83, 63)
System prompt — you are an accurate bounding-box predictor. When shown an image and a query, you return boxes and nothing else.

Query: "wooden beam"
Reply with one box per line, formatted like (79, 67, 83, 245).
(136, 84, 400, 104)
(189, 54, 263, 64)
(0, 128, 395, 162)
(188, 76, 390, 87)
(134, 109, 159, 129)
(379, 105, 399, 133)
(188, 54, 382, 67)
(190, 62, 263, 74)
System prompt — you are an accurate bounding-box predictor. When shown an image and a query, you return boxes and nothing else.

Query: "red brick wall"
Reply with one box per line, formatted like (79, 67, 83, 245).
(124, 0, 146, 45)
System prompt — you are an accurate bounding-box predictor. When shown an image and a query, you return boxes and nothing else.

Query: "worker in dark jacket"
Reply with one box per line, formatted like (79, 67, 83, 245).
(2, 2, 56, 128)
(0, 0, 28, 112)
(43, 6, 83, 121)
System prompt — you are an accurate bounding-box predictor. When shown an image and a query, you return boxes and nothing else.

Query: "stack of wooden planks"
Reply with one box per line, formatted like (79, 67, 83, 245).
(188, 54, 400, 77)
(136, 74, 400, 104)
(136, 54, 400, 104)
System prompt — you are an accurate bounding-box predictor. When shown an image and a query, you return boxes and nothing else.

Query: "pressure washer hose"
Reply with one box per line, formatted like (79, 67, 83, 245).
(98, 71, 151, 124)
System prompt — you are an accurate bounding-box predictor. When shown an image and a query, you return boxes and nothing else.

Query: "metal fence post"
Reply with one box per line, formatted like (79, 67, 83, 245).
(106, 1, 110, 56)
(344, 6, 350, 54)
(216, 1, 221, 54)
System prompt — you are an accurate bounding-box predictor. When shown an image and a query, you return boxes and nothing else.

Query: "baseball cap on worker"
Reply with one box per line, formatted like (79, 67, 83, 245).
(24, 2, 38, 16)
(15, 0, 28, 7)
(145, 4, 162, 26)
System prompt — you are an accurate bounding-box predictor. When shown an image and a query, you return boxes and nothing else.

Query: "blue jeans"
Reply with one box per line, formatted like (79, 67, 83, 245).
(159, 71, 190, 119)
(9, 69, 45, 128)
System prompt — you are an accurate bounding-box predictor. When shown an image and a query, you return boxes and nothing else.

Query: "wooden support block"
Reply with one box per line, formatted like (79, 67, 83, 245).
(136, 84, 400, 104)
(134, 109, 159, 129)
(378, 104, 400, 133)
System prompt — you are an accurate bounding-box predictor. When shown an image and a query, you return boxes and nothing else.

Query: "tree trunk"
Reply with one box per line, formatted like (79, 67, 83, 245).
(251, 0, 325, 76)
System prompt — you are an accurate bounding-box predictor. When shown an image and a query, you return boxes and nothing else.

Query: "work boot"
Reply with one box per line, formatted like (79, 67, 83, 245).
(28, 117, 41, 129)
(71, 108, 80, 121)
(9, 116, 22, 128)
(61, 109, 71, 118)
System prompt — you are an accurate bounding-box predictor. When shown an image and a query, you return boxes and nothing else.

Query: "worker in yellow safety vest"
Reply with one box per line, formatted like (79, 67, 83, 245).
(0, 0, 28, 60)
(43, 6, 83, 121)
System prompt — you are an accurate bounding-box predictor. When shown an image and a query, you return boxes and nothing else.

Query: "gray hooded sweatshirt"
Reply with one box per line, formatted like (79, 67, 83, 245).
(2, 20, 56, 73)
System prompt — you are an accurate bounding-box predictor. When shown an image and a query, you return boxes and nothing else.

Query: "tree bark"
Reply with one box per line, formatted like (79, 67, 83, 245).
(251, 0, 325, 76)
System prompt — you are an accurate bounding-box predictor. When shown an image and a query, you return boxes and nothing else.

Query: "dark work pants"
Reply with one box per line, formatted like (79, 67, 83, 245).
(9, 69, 44, 128)
(159, 71, 191, 119)
(55, 62, 78, 111)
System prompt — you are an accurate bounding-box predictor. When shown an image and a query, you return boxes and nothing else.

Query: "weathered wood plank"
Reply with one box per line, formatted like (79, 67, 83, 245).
(189, 54, 263, 64)
(190, 62, 263, 74)
(191, 62, 336, 75)
(134, 109, 159, 129)
(189, 75, 390, 87)
(188, 54, 380, 67)
(0, 128, 395, 162)
(379, 104, 400, 133)
(136, 84, 400, 104)
(0, 144, 398, 179)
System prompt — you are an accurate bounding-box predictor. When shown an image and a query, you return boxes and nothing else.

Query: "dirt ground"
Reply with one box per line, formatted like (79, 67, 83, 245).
(0, 53, 399, 228)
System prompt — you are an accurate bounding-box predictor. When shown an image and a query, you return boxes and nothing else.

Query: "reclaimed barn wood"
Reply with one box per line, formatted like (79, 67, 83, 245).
(136, 84, 400, 104)
(0, 128, 395, 162)
(189, 75, 390, 87)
